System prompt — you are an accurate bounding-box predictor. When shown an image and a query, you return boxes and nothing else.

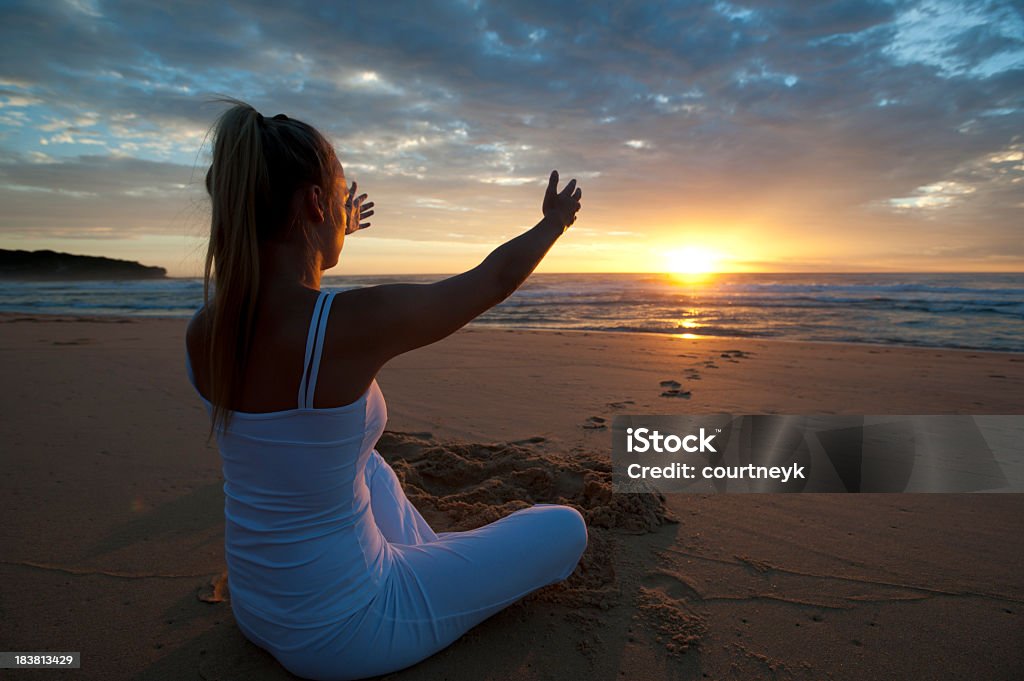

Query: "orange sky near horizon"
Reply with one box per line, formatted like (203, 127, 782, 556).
(5, 202, 1016, 277)
(1, 2, 1022, 277)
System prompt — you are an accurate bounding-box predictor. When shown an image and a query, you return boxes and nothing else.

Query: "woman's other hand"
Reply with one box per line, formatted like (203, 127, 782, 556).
(345, 180, 375, 235)
(542, 170, 582, 229)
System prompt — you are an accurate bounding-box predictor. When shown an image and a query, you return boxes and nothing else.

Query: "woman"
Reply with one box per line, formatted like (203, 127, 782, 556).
(184, 98, 587, 681)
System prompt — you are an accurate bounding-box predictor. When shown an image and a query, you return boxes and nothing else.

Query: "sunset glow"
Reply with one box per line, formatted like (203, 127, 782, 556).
(0, 2, 1021, 275)
(662, 247, 723, 275)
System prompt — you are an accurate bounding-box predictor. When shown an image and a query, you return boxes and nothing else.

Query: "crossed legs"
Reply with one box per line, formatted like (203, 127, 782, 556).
(338, 448, 588, 679)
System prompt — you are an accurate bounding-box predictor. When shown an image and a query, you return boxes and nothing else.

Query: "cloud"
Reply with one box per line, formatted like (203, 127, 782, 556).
(888, 180, 977, 209)
(0, 0, 1020, 273)
(0, 151, 206, 238)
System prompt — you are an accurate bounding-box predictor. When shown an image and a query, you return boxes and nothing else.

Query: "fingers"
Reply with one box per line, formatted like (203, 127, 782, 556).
(544, 170, 579, 227)
(546, 170, 584, 200)
(543, 170, 583, 227)
(343, 182, 374, 234)
(347, 218, 372, 234)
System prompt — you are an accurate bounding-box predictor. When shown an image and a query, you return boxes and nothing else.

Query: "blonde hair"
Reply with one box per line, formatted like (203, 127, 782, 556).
(201, 96, 341, 437)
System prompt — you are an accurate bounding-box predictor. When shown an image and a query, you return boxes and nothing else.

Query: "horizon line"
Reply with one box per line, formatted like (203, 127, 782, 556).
(160, 270, 1024, 278)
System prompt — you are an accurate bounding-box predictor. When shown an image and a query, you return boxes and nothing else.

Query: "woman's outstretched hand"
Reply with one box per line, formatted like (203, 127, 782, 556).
(543, 170, 582, 229)
(345, 180, 375, 235)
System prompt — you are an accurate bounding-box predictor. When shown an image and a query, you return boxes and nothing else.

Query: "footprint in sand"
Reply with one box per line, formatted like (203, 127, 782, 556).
(659, 379, 692, 398)
(511, 436, 547, 445)
(683, 369, 701, 380)
(606, 400, 636, 409)
(661, 389, 692, 399)
(582, 416, 608, 430)
(642, 570, 704, 602)
(52, 338, 94, 345)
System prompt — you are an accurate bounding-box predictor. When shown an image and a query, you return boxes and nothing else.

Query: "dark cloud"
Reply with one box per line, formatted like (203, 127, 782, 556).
(0, 152, 204, 235)
(755, 0, 898, 37)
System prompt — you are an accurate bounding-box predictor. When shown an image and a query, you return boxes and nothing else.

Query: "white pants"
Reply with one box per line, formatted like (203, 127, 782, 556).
(240, 450, 588, 681)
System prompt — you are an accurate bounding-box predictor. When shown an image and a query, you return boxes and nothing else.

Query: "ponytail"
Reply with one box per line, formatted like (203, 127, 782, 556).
(199, 96, 341, 439)
(202, 99, 265, 438)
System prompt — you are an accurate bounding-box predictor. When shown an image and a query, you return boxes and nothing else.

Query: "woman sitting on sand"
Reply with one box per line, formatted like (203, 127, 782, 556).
(184, 98, 587, 681)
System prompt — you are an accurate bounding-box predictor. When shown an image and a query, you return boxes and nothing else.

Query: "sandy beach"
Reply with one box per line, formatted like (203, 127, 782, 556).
(2, 312, 1022, 680)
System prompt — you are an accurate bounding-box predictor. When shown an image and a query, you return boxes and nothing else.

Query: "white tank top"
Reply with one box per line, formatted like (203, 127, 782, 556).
(185, 290, 393, 628)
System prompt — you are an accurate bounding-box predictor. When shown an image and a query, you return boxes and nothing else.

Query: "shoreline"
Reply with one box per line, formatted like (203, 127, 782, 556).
(3, 310, 1023, 357)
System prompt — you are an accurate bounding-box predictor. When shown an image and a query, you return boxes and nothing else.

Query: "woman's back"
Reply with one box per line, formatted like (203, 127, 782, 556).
(186, 290, 394, 632)
(186, 286, 380, 414)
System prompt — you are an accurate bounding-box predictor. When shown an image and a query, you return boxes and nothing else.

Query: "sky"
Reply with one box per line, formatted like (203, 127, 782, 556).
(0, 0, 1022, 277)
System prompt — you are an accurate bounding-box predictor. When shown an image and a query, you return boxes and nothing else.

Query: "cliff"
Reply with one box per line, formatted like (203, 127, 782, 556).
(0, 249, 167, 280)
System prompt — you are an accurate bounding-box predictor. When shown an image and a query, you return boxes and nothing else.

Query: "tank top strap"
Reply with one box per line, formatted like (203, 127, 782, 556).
(298, 290, 337, 409)
(298, 291, 328, 409)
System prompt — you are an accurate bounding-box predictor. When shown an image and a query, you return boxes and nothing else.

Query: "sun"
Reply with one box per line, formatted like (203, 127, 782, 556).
(662, 246, 722, 276)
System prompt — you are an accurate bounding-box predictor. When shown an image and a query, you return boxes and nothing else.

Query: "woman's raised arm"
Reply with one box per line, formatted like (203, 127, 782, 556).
(337, 170, 582, 364)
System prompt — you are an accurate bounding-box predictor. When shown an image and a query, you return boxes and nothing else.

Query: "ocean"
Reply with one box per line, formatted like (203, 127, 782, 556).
(1, 272, 1022, 352)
